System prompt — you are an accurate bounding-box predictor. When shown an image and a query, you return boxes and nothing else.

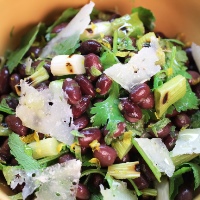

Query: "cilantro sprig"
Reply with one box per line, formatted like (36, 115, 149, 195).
(90, 81, 124, 138)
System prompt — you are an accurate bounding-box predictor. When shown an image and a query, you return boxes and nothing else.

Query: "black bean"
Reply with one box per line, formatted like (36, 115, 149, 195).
(175, 184, 193, 200)
(35, 81, 50, 91)
(78, 127, 102, 148)
(0, 67, 11, 95)
(52, 22, 68, 33)
(187, 70, 200, 85)
(193, 83, 200, 99)
(133, 173, 150, 190)
(119, 98, 142, 122)
(89, 173, 104, 191)
(26, 46, 41, 59)
(129, 83, 151, 104)
(5, 115, 28, 136)
(163, 134, 177, 151)
(71, 95, 91, 118)
(185, 47, 198, 71)
(138, 92, 154, 109)
(73, 114, 89, 130)
(174, 113, 191, 129)
(113, 122, 126, 138)
(62, 78, 82, 105)
(84, 53, 103, 82)
(9, 73, 21, 93)
(16, 63, 27, 78)
(104, 36, 113, 46)
(58, 153, 75, 163)
(0, 95, 19, 110)
(150, 123, 172, 138)
(96, 74, 112, 95)
(76, 183, 90, 200)
(79, 40, 102, 55)
(93, 144, 117, 167)
(0, 138, 11, 162)
(75, 75, 95, 98)
(114, 153, 130, 164)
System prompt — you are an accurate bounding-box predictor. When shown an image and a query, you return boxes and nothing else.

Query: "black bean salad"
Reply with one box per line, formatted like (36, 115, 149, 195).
(0, 1, 200, 200)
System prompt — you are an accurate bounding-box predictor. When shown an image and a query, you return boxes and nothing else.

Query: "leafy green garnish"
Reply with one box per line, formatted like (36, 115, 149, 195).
(6, 23, 45, 73)
(100, 49, 119, 70)
(8, 133, 41, 170)
(46, 8, 78, 34)
(0, 98, 15, 114)
(132, 7, 155, 31)
(53, 33, 80, 55)
(190, 110, 200, 128)
(117, 36, 137, 51)
(169, 162, 200, 200)
(90, 82, 124, 137)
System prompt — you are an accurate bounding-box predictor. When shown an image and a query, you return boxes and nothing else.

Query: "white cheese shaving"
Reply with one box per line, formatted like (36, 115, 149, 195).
(134, 138, 175, 177)
(40, 1, 94, 57)
(170, 128, 200, 157)
(9, 160, 81, 200)
(104, 37, 161, 92)
(100, 180, 138, 200)
(16, 80, 76, 145)
(191, 42, 200, 72)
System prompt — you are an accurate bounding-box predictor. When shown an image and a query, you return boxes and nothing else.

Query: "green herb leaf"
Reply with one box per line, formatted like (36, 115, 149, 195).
(53, 33, 80, 55)
(8, 133, 41, 170)
(90, 81, 124, 135)
(117, 36, 137, 51)
(6, 23, 44, 73)
(132, 7, 155, 31)
(190, 110, 200, 128)
(100, 49, 119, 70)
(0, 98, 15, 114)
(46, 8, 79, 34)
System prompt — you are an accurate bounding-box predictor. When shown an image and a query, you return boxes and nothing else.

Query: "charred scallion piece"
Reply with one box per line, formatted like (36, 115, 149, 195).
(154, 75, 186, 118)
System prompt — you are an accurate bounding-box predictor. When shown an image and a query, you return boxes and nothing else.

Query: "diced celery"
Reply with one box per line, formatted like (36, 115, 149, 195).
(154, 75, 186, 118)
(28, 137, 62, 159)
(107, 162, 140, 179)
(111, 131, 133, 159)
(171, 154, 199, 167)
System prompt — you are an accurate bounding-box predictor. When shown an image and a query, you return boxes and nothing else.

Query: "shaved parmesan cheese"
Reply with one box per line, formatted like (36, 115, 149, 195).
(191, 43, 200, 72)
(104, 37, 161, 92)
(40, 1, 94, 57)
(100, 180, 138, 200)
(170, 128, 200, 157)
(134, 138, 175, 177)
(8, 160, 81, 200)
(16, 80, 76, 145)
(51, 54, 85, 76)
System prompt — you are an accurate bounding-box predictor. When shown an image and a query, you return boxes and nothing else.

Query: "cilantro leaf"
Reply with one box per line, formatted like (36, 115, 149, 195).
(100, 49, 118, 70)
(90, 81, 124, 133)
(8, 133, 41, 170)
(190, 110, 200, 128)
(132, 7, 155, 31)
(6, 23, 45, 73)
(46, 8, 78, 34)
(173, 82, 199, 112)
(0, 98, 15, 114)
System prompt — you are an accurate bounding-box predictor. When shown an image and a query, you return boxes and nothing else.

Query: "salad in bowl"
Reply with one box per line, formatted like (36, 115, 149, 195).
(0, 1, 200, 200)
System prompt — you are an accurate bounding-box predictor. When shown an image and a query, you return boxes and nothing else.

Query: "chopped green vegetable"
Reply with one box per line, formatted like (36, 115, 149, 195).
(90, 82, 125, 143)
(132, 7, 155, 31)
(6, 23, 45, 73)
(111, 131, 133, 159)
(190, 110, 200, 128)
(107, 162, 140, 179)
(154, 75, 186, 118)
(0, 98, 15, 115)
(136, 32, 156, 50)
(8, 133, 41, 170)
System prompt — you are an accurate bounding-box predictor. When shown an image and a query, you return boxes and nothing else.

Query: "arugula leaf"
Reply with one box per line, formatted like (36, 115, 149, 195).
(52, 33, 80, 55)
(100, 49, 118, 70)
(90, 81, 124, 134)
(46, 8, 79, 34)
(6, 23, 44, 73)
(132, 7, 155, 31)
(8, 133, 41, 170)
(0, 98, 15, 114)
(190, 110, 200, 128)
